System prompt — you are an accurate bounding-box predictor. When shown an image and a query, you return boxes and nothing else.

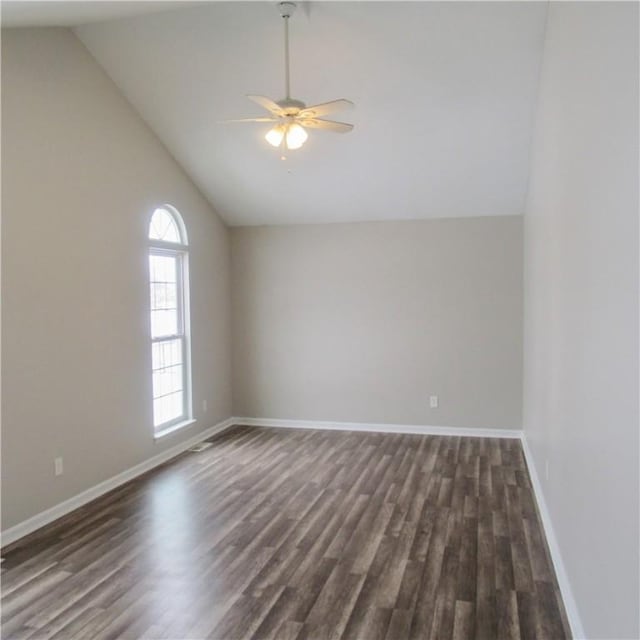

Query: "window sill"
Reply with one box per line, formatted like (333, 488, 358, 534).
(154, 419, 196, 440)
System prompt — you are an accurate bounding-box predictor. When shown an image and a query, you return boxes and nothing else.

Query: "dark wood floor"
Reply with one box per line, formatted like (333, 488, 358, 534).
(1, 426, 570, 640)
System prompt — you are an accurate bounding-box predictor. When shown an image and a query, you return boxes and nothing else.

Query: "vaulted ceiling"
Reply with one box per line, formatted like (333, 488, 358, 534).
(3, 2, 548, 226)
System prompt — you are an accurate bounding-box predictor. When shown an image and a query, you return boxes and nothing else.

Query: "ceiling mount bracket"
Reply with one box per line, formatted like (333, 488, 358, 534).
(278, 2, 296, 19)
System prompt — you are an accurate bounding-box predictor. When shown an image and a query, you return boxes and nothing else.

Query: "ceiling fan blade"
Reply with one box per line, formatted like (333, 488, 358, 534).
(298, 99, 354, 118)
(246, 95, 284, 115)
(299, 118, 354, 133)
(221, 117, 280, 123)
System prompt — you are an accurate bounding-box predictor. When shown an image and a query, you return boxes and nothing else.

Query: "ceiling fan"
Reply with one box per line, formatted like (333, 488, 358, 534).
(224, 2, 354, 154)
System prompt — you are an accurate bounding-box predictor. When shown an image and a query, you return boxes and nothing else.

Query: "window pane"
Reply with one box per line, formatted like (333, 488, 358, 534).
(149, 208, 181, 243)
(154, 391, 183, 427)
(153, 365, 183, 399)
(150, 282, 177, 311)
(152, 338, 184, 427)
(149, 254, 177, 284)
(152, 339, 182, 370)
(149, 254, 179, 338)
(151, 310, 177, 338)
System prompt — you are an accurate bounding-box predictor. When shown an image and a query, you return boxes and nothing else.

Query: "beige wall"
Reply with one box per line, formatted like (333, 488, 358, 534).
(232, 217, 523, 429)
(1, 28, 232, 530)
(523, 3, 639, 638)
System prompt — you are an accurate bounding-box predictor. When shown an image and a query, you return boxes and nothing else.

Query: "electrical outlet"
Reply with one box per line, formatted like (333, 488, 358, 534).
(430, 395, 439, 409)
(202, 400, 208, 413)
(54, 457, 64, 476)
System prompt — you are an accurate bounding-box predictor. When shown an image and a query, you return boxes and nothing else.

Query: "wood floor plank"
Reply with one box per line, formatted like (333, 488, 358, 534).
(406, 507, 449, 639)
(384, 608, 412, 640)
(1, 426, 571, 639)
(496, 590, 521, 640)
(452, 600, 475, 640)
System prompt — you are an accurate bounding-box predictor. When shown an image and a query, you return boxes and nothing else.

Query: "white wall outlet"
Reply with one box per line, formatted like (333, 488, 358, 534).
(430, 395, 439, 408)
(54, 457, 64, 476)
(202, 400, 208, 413)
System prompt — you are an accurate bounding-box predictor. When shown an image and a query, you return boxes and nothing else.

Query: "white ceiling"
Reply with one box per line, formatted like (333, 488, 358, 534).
(0, 1, 202, 27)
(8, 1, 549, 226)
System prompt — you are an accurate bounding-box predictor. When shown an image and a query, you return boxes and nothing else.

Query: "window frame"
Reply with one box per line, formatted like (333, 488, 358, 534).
(148, 206, 193, 438)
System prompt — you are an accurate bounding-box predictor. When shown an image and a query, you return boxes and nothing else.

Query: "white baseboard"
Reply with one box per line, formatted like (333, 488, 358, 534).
(1, 417, 235, 548)
(234, 416, 523, 439)
(520, 435, 585, 640)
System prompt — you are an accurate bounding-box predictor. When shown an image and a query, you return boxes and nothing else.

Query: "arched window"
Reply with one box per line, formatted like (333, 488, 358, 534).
(148, 206, 192, 436)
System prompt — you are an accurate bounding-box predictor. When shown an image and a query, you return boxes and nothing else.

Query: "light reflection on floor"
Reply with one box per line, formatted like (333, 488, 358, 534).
(144, 470, 214, 632)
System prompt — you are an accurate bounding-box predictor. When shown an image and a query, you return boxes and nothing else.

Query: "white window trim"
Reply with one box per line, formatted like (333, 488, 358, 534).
(154, 418, 197, 440)
(148, 208, 193, 437)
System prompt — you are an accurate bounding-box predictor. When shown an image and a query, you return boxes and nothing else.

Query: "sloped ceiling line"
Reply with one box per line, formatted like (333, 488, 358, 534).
(5, 1, 548, 226)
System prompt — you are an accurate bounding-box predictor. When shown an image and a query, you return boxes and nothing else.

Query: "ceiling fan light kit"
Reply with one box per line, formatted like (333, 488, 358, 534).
(225, 1, 354, 155)
(264, 122, 308, 149)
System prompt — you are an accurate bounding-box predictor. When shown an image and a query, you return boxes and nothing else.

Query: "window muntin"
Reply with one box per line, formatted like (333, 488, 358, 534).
(148, 207, 191, 433)
(149, 207, 182, 243)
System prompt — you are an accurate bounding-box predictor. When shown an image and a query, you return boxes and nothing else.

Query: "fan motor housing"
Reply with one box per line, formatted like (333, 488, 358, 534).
(277, 98, 305, 114)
